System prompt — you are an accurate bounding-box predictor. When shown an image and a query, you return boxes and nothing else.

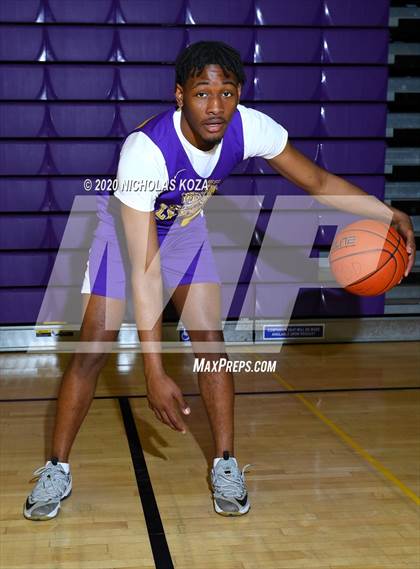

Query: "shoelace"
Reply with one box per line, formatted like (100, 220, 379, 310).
(30, 464, 69, 501)
(213, 464, 251, 498)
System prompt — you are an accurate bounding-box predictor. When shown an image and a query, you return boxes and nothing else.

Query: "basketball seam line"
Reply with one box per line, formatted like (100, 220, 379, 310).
(348, 232, 401, 291)
(331, 231, 402, 291)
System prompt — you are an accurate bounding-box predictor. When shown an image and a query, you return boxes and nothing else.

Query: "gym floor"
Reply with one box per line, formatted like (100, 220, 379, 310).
(0, 341, 419, 569)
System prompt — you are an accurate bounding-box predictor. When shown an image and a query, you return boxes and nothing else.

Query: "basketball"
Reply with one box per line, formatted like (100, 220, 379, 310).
(329, 219, 408, 296)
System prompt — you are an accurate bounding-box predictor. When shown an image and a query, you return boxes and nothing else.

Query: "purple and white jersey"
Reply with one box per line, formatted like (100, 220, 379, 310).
(82, 105, 288, 297)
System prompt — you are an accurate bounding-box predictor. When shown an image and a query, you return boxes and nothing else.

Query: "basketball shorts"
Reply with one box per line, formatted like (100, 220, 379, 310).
(81, 213, 221, 299)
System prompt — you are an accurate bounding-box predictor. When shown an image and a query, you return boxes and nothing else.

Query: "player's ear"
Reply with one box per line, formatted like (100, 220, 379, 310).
(175, 84, 184, 109)
(237, 83, 242, 102)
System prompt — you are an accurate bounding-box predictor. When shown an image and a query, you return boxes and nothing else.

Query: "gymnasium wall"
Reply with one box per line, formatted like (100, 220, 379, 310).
(0, 0, 390, 325)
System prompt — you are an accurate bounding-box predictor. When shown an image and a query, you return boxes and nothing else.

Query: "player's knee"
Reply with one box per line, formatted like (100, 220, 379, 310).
(71, 351, 109, 376)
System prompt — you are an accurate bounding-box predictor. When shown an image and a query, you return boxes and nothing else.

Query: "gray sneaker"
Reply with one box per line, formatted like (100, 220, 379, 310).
(211, 451, 251, 516)
(23, 458, 72, 521)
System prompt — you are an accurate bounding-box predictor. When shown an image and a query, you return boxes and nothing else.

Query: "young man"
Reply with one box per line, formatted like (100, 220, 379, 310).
(24, 41, 415, 521)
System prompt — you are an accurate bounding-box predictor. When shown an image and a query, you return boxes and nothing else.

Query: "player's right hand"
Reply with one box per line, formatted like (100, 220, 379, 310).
(145, 372, 191, 433)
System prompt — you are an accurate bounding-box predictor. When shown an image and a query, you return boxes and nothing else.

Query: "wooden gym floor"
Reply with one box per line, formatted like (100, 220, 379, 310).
(0, 341, 419, 569)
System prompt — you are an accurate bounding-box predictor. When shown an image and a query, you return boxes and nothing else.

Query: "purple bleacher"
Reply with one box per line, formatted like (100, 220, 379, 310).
(0, 65, 44, 100)
(0, 0, 40, 22)
(49, 141, 119, 175)
(323, 30, 389, 64)
(344, 176, 385, 199)
(254, 67, 388, 101)
(321, 104, 387, 137)
(120, 65, 175, 100)
(255, 0, 323, 25)
(49, 213, 95, 249)
(48, 27, 114, 61)
(48, 0, 113, 23)
(0, 103, 46, 137)
(254, 68, 321, 101)
(253, 175, 385, 201)
(0, 290, 45, 324)
(186, 0, 254, 24)
(49, 250, 88, 285)
(254, 177, 311, 198)
(317, 141, 386, 174)
(119, 28, 185, 62)
(49, 103, 116, 137)
(50, 179, 98, 211)
(119, 103, 171, 133)
(251, 103, 321, 137)
(0, 252, 51, 286)
(218, 177, 254, 196)
(48, 65, 116, 99)
(0, 179, 48, 212)
(254, 247, 319, 283)
(322, 67, 388, 101)
(251, 102, 386, 138)
(255, 283, 311, 317)
(322, 0, 389, 27)
(0, 215, 50, 249)
(0, 26, 43, 61)
(187, 29, 254, 63)
(255, 29, 322, 64)
(120, 0, 184, 24)
(0, 142, 46, 175)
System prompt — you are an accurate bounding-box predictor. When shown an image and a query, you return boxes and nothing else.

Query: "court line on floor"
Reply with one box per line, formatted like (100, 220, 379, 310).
(118, 397, 174, 569)
(255, 359, 420, 507)
(1, 385, 419, 404)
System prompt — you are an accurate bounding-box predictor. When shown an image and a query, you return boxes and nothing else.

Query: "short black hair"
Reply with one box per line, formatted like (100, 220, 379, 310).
(175, 41, 246, 86)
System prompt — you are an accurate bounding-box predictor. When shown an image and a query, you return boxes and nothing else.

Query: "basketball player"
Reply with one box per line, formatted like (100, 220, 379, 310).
(24, 42, 416, 521)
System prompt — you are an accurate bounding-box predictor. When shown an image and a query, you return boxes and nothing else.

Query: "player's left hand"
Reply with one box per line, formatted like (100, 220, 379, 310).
(391, 209, 416, 278)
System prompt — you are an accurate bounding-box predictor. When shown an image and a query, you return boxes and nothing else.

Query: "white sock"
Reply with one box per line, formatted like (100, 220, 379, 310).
(58, 462, 70, 474)
(46, 459, 70, 474)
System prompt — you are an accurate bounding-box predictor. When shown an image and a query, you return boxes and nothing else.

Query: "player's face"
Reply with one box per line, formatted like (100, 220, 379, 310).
(176, 64, 242, 150)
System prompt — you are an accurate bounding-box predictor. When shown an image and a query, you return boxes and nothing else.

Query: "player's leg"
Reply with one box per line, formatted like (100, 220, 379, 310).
(170, 282, 250, 516)
(24, 293, 125, 521)
(171, 282, 233, 455)
(51, 293, 125, 462)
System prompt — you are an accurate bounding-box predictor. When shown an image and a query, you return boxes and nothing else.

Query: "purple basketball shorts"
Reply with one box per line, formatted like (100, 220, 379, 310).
(81, 213, 221, 299)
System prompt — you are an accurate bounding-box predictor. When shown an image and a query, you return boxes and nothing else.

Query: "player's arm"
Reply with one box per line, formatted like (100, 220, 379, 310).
(120, 204, 190, 432)
(267, 142, 416, 276)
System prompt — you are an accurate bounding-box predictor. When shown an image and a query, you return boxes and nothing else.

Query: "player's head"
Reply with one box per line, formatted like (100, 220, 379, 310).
(175, 41, 245, 149)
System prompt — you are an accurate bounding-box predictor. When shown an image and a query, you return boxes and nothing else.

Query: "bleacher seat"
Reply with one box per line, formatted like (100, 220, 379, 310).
(0, 65, 44, 99)
(255, 0, 323, 26)
(50, 103, 116, 137)
(0, 178, 48, 211)
(322, 0, 389, 27)
(48, 0, 113, 23)
(322, 29, 389, 64)
(255, 29, 322, 63)
(0, 26, 43, 61)
(0, 0, 40, 22)
(0, 252, 51, 286)
(48, 65, 117, 99)
(188, 29, 254, 63)
(120, 28, 185, 62)
(49, 141, 119, 174)
(120, 0, 184, 24)
(186, 0, 254, 25)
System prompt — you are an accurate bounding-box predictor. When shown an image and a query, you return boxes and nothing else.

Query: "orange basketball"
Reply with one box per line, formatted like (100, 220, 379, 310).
(329, 219, 408, 296)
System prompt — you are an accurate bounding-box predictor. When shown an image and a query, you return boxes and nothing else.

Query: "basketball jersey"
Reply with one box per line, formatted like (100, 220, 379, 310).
(131, 107, 245, 229)
(94, 106, 245, 238)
